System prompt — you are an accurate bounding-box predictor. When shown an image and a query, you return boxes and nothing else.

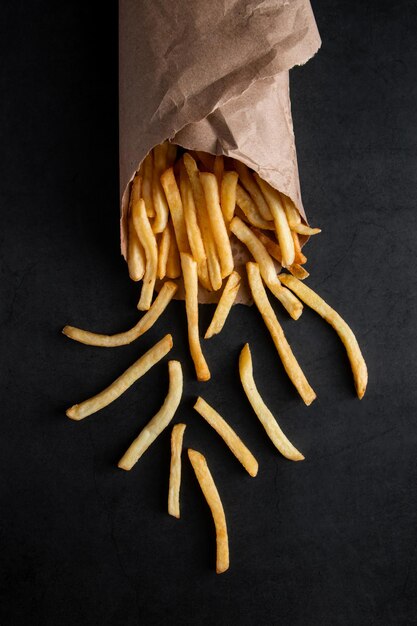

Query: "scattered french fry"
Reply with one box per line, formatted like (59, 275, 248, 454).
(183, 153, 222, 291)
(62, 282, 178, 347)
(118, 360, 183, 470)
(235, 184, 274, 230)
(246, 262, 316, 405)
(188, 449, 229, 574)
(168, 423, 186, 519)
(235, 161, 272, 221)
(141, 152, 155, 218)
(254, 174, 295, 267)
(288, 264, 310, 280)
(160, 167, 190, 254)
(166, 221, 181, 279)
(180, 253, 211, 381)
(132, 198, 158, 311)
(279, 275, 368, 399)
(239, 344, 304, 461)
(127, 175, 146, 281)
(200, 172, 234, 279)
(280, 193, 321, 236)
(251, 228, 309, 279)
(194, 397, 258, 477)
(220, 171, 238, 226)
(230, 217, 302, 320)
(157, 224, 171, 280)
(205, 271, 241, 339)
(152, 143, 170, 233)
(66, 334, 173, 420)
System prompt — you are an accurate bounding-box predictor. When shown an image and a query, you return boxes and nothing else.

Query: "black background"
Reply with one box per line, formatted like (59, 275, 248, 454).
(1, 1, 417, 624)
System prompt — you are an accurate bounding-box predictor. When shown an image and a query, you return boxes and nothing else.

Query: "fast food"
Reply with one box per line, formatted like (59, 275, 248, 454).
(118, 360, 183, 470)
(152, 143, 170, 233)
(132, 197, 158, 310)
(220, 171, 238, 227)
(204, 271, 241, 339)
(188, 449, 229, 574)
(62, 282, 178, 347)
(194, 397, 258, 477)
(168, 423, 187, 519)
(127, 175, 146, 281)
(66, 334, 173, 420)
(239, 344, 304, 461)
(279, 274, 368, 398)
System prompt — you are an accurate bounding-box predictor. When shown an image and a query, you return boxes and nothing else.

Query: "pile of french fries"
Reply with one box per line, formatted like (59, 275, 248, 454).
(63, 144, 368, 574)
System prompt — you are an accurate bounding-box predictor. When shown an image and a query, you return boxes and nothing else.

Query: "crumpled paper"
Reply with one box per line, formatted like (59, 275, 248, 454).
(119, 0, 321, 302)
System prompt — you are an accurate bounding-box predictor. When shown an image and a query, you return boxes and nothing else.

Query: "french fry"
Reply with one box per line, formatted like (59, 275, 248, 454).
(254, 174, 295, 267)
(234, 161, 272, 221)
(220, 171, 238, 226)
(213, 155, 224, 191)
(180, 253, 211, 381)
(230, 217, 302, 320)
(279, 275, 368, 399)
(239, 344, 304, 461)
(292, 231, 307, 265)
(204, 271, 241, 339)
(251, 229, 309, 279)
(183, 153, 222, 291)
(168, 423, 186, 518)
(200, 172, 234, 279)
(118, 360, 183, 470)
(246, 262, 316, 405)
(66, 334, 173, 420)
(188, 449, 229, 574)
(152, 143, 170, 233)
(194, 397, 258, 477)
(160, 167, 190, 254)
(62, 282, 178, 347)
(141, 152, 155, 218)
(280, 193, 321, 236)
(235, 185, 274, 230)
(157, 224, 171, 280)
(165, 221, 181, 279)
(132, 198, 158, 311)
(127, 175, 145, 281)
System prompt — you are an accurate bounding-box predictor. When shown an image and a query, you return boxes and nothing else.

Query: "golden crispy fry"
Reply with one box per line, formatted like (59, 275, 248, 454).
(254, 175, 295, 267)
(200, 172, 234, 279)
(141, 152, 155, 218)
(118, 360, 183, 470)
(235, 161, 272, 220)
(132, 198, 158, 311)
(195, 151, 215, 171)
(280, 193, 321, 236)
(166, 143, 178, 167)
(235, 185, 274, 230)
(168, 423, 186, 518)
(166, 221, 181, 279)
(152, 143, 170, 233)
(213, 155, 224, 190)
(220, 171, 238, 226)
(183, 153, 222, 291)
(160, 167, 190, 254)
(62, 282, 178, 347)
(239, 344, 304, 461)
(180, 253, 211, 381)
(204, 271, 241, 339)
(279, 275, 368, 399)
(251, 229, 309, 279)
(194, 397, 258, 477)
(66, 334, 173, 421)
(230, 217, 302, 320)
(246, 263, 316, 405)
(288, 264, 309, 280)
(157, 224, 171, 280)
(179, 162, 206, 263)
(127, 175, 145, 281)
(291, 231, 307, 265)
(188, 449, 229, 574)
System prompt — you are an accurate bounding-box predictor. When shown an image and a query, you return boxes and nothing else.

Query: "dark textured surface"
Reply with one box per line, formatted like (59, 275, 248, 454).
(1, 1, 417, 624)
